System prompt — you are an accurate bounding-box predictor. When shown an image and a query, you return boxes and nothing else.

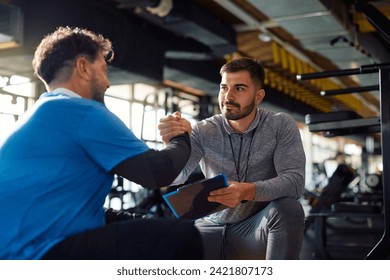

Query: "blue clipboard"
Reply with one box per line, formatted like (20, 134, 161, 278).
(163, 174, 229, 220)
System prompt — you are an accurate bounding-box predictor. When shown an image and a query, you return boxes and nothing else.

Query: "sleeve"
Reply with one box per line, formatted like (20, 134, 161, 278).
(170, 122, 205, 185)
(254, 113, 306, 201)
(77, 104, 150, 172)
(110, 133, 191, 188)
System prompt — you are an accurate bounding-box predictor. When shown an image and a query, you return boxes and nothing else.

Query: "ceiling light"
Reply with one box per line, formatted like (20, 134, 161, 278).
(258, 33, 272, 42)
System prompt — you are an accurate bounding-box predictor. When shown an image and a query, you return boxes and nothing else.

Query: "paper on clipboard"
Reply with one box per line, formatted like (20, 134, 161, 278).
(163, 174, 229, 220)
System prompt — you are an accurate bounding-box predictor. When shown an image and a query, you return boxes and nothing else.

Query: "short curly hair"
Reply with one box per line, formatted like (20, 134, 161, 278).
(32, 26, 114, 85)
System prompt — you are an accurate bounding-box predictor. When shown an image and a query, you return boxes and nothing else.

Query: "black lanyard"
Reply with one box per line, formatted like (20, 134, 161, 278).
(228, 128, 256, 182)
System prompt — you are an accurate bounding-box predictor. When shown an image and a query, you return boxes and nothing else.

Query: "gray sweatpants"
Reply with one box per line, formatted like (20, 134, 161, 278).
(194, 197, 305, 260)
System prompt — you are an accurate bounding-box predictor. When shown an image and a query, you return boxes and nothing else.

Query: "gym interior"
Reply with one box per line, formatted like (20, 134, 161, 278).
(1, 0, 389, 260)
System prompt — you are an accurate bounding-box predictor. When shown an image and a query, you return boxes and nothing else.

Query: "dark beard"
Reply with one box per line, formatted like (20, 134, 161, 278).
(92, 90, 105, 104)
(222, 100, 256, 120)
(91, 76, 105, 104)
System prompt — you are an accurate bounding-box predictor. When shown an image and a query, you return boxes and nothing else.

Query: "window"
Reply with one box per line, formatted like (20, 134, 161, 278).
(0, 75, 32, 140)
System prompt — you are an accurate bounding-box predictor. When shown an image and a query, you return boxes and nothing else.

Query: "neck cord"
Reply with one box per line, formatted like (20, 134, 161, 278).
(228, 127, 257, 182)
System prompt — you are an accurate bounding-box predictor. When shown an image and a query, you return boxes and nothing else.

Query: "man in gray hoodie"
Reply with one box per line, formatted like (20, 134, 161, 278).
(159, 57, 306, 260)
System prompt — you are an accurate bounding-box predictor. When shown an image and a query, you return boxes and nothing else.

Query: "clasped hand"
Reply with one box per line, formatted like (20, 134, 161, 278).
(158, 111, 192, 145)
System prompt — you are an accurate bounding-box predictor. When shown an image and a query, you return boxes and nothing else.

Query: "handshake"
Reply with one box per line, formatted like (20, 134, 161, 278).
(158, 111, 192, 145)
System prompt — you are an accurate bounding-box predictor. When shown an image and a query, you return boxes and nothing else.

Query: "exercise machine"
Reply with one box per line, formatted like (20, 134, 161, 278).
(298, 63, 390, 259)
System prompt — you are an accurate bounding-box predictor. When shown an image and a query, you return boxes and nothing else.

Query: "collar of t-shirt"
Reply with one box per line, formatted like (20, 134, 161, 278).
(51, 87, 82, 98)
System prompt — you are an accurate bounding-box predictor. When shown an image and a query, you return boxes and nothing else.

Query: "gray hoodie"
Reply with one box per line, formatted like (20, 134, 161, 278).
(173, 107, 306, 224)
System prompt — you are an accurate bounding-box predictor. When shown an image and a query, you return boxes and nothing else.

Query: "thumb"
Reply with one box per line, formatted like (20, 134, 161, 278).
(173, 111, 182, 120)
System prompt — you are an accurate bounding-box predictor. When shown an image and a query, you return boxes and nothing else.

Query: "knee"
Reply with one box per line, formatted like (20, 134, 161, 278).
(268, 197, 305, 223)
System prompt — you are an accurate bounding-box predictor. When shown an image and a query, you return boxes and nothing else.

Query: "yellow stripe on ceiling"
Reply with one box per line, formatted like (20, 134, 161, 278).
(269, 42, 371, 115)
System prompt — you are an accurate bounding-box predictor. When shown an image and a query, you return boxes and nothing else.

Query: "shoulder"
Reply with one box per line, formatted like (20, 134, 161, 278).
(37, 94, 120, 129)
(41, 94, 111, 115)
(191, 115, 225, 144)
(193, 114, 224, 130)
(260, 108, 296, 126)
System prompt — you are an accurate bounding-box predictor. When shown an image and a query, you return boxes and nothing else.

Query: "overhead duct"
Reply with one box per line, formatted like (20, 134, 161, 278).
(115, 0, 237, 93)
(117, 0, 236, 58)
(164, 58, 222, 95)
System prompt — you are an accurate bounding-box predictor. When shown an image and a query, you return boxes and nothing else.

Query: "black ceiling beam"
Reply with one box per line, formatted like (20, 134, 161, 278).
(114, 0, 160, 9)
(297, 63, 390, 80)
(355, 1, 390, 45)
(320, 85, 379, 96)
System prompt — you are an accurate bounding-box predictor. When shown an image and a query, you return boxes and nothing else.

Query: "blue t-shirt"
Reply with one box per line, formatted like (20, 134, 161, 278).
(0, 93, 149, 259)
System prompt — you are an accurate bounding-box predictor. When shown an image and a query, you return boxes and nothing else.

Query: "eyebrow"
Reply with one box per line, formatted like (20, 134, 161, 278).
(235, 83, 249, 88)
(220, 83, 249, 88)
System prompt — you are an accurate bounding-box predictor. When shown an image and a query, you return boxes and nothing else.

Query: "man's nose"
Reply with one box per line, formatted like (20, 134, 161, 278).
(225, 88, 234, 100)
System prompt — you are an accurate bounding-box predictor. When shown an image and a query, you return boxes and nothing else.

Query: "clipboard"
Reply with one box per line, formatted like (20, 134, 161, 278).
(163, 174, 229, 220)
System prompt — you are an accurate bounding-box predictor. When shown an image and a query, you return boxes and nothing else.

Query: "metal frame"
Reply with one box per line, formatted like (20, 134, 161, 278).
(297, 65, 390, 259)
(366, 66, 390, 259)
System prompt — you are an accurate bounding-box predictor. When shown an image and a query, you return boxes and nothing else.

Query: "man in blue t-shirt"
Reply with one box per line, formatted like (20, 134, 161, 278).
(0, 26, 202, 260)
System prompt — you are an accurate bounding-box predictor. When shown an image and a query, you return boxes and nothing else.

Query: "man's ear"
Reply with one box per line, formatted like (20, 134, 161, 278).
(75, 57, 91, 80)
(256, 89, 265, 105)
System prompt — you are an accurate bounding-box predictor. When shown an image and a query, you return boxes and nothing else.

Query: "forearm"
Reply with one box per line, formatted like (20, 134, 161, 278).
(252, 172, 305, 201)
(170, 132, 205, 186)
(110, 133, 191, 188)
